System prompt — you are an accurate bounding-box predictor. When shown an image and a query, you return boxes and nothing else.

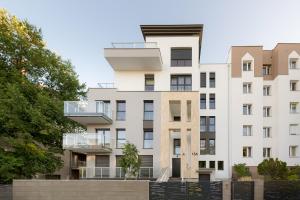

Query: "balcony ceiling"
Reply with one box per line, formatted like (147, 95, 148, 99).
(104, 48, 162, 71)
(64, 146, 112, 154)
(65, 113, 112, 125)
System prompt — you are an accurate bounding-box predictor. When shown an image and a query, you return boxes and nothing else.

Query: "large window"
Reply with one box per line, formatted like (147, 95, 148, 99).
(170, 75, 192, 91)
(116, 129, 126, 148)
(143, 129, 153, 149)
(144, 100, 153, 120)
(200, 72, 206, 88)
(145, 74, 154, 91)
(243, 146, 252, 157)
(209, 72, 215, 88)
(116, 101, 126, 121)
(171, 48, 192, 66)
(200, 116, 216, 132)
(209, 94, 215, 109)
(96, 129, 111, 147)
(200, 94, 206, 109)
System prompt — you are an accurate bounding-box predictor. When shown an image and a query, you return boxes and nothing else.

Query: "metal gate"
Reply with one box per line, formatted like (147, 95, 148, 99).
(149, 181, 222, 200)
(231, 181, 254, 200)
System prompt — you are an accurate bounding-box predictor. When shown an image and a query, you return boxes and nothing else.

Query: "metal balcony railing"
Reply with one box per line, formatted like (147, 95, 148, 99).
(64, 101, 112, 119)
(63, 133, 111, 150)
(78, 167, 153, 179)
(200, 147, 215, 155)
(111, 42, 158, 48)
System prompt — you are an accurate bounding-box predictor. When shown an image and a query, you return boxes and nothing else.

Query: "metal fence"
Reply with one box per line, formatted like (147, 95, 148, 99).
(0, 185, 12, 200)
(264, 180, 300, 200)
(231, 181, 254, 200)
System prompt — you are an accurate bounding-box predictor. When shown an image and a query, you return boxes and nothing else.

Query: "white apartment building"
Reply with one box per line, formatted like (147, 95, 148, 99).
(59, 24, 300, 181)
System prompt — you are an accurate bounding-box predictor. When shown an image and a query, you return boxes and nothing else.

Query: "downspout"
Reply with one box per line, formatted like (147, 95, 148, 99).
(227, 63, 232, 179)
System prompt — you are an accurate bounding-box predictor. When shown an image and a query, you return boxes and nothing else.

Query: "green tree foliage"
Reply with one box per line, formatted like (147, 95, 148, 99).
(233, 163, 251, 178)
(0, 9, 85, 183)
(288, 165, 300, 180)
(119, 143, 141, 179)
(257, 158, 288, 180)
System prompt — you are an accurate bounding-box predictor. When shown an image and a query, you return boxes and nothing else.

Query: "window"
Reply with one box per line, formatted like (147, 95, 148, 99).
(218, 161, 224, 170)
(263, 106, 271, 117)
(143, 129, 153, 149)
(169, 101, 181, 121)
(209, 161, 215, 169)
(243, 125, 252, 136)
(200, 94, 206, 109)
(262, 65, 272, 75)
(170, 75, 192, 91)
(200, 139, 206, 150)
(200, 116, 207, 132)
(263, 86, 271, 96)
(209, 72, 215, 88)
(116, 129, 126, 148)
(145, 74, 154, 91)
(96, 100, 110, 113)
(289, 124, 299, 135)
(243, 146, 252, 157)
(290, 102, 298, 113)
(289, 146, 298, 157)
(243, 104, 252, 115)
(200, 72, 206, 88)
(116, 101, 126, 120)
(263, 148, 271, 158)
(209, 94, 215, 109)
(96, 129, 111, 147)
(171, 48, 192, 66)
(199, 161, 206, 168)
(209, 139, 215, 149)
(243, 61, 252, 71)
(290, 59, 297, 69)
(290, 80, 298, 91)
(208, 117, 215, 132)
(263, 127, 271, 138)
(243, 83, 252, 94)
(173, 139, 181, 155)
(144, 100, 153, 120)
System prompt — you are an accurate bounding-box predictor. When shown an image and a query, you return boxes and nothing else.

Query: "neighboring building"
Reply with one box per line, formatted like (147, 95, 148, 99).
(59, 24, 300, 181)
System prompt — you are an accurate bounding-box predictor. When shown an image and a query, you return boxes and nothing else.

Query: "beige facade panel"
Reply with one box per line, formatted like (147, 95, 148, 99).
(231, 46, 263, 78)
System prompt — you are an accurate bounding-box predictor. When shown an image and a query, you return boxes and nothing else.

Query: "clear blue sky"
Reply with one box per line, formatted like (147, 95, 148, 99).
(1, 0, 300, 87)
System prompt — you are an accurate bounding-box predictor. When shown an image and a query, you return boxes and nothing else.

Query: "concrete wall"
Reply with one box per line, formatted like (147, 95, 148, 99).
(13, 180, 149, 200)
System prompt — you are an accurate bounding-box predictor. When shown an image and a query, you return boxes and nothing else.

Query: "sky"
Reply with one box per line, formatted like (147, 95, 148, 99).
(1, 0, 300, 87)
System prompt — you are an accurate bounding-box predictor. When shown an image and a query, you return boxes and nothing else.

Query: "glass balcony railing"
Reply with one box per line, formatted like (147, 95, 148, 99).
(63, 133, 111, 152)
(64, 101, 112, 118)
(111, 42, 158, 48)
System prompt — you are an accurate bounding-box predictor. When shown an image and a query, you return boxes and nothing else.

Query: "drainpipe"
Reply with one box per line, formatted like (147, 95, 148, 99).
(227, 63, 232, 179)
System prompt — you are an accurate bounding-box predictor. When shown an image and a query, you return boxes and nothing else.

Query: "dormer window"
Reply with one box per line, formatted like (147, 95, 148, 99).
(171, 48, 192, 67)
(243, 61, 252, 71)
(290, 59, 298, 69)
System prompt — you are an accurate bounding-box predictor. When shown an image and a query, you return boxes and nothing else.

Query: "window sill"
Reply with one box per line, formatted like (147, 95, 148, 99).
(289, 156, 299, 158)
(290, 133, 300, 136)
(143, 148, 153, 150)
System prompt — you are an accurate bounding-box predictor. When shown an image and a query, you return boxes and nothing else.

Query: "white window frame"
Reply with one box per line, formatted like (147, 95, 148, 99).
(290, 102, 298, 114)
(289, 124, 299, 135)
(263, 127, 271, 138)
(243, 125, 252, 136)
(263, 106, 271, 117)
(243, 61, 252, 71)
(243, 146, 252, 158)
(289, 145, 298, 157)
(243, 83, 252, 94)
(243, 104, 252, 115)
(262, 65, 272, 76)
(263, 85, 271, 96)
(263, 147, 271, 158)
(290, 81, 298, 91)
(289, 59, 298, 69)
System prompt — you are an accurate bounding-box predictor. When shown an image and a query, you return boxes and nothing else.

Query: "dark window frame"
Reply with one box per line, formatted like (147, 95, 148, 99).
(116, 129, 126, 149)
(200, 72, 206, 88)
(145, 74, 154, 91)
(170, 74, 192, 91)
(209, 72, 215, 88)
(116, 100, 126, 121)
(200, 93, 206, 109)
(143, 129, 153, 149)
(171, 48, 192, 67)
(144, 100, 154, 120)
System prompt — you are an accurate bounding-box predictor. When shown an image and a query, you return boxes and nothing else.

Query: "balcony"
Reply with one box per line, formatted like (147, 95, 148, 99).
(63, 133, 112, 153)
(64, 101, 112, 125)
(104, 42, 162, 71)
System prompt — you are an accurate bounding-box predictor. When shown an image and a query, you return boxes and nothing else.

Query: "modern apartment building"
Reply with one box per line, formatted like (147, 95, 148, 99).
(60, 24, 300, 181)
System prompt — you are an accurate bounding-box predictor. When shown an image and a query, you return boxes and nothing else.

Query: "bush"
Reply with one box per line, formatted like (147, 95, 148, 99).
(233, 163, 251, 178)
(257, 158, 288, 180)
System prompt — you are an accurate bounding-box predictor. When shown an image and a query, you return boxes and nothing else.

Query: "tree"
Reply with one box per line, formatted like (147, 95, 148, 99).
(0, 9, 85, 183)
(233, 163, 251, 178)
(257, 158, 288, 180)
(119, 143, 141, 179)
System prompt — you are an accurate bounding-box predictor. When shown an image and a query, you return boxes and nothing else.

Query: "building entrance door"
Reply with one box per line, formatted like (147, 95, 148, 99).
(172, 158, 181, 177)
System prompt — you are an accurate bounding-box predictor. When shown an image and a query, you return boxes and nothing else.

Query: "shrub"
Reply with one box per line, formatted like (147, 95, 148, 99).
(233, 163, 251, 178)
(257, 158, 288, 180)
